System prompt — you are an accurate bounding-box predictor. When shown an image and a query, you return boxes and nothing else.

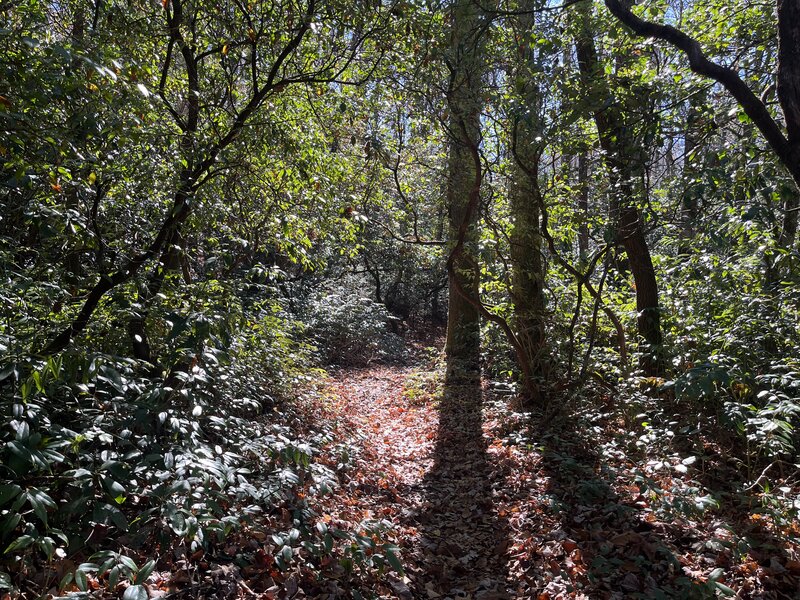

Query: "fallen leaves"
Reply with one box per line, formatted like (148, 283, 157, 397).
(41, 357, 797, 599)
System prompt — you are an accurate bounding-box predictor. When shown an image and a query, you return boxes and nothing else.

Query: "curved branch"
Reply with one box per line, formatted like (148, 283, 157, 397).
(603, 0, 798, 183)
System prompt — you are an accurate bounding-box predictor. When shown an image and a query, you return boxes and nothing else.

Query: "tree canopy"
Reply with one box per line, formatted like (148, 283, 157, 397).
(1, 0, 799, 597)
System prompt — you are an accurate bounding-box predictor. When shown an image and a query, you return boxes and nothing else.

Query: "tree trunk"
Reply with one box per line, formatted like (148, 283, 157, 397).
(444, 0, 486, 381)
(618, 204, 662, 375)
(778, 182, 798, 248)
(775, 0, 800, 249)
(507, 6, 550, 404)
(679, 91, 705, 253)
(509, 156, 548, 401)
(573, 1, 664, 375)
(577, 150, 589, 261)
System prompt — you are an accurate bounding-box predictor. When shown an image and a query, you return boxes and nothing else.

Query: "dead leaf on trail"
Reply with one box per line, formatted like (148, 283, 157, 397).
(311, 362, 800, 600)
(620, 572, 640, 592)
(611, 531, 641, 546)
(387, 575, 413, 599)
(786, 560, 800, 574)
(425, 581, 442, 598)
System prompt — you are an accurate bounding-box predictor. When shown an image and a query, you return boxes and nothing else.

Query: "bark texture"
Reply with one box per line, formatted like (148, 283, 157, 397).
(444, 0, 486, 379)
(508, 8, 550, 403)
(574, 1, 664, 375)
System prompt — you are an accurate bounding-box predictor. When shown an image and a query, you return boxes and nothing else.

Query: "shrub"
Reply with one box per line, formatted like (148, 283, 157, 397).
(303, 293, 405, 366)
(0, 298, 332, 594)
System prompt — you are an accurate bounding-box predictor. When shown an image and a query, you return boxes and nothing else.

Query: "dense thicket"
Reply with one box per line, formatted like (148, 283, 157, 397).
(1, 0, 799, 596)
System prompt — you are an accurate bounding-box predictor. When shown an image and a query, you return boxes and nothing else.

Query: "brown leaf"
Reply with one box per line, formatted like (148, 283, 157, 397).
(387, 575, 413, 600)
(785, 560, 800, 574)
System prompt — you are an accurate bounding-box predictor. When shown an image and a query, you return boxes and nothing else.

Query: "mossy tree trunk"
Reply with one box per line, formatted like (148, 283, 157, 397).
(508, 8, 550, 404)
(444, 0, 488, 382)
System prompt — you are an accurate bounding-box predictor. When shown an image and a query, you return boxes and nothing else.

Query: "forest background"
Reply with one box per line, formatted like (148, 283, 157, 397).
(1, 0, 800, 597)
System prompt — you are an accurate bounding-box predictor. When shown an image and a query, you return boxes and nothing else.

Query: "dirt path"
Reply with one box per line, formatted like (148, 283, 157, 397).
(315, 364, 800, 600)
(321, 367, 513, 599)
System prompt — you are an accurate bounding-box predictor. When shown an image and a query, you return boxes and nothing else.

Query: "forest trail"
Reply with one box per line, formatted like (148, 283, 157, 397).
(314, 361, 800, 600)
(321, 365, 515, 599)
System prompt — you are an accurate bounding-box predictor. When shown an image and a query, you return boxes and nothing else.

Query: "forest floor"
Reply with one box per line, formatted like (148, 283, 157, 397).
(85, 340, 800, 600)
(293, 346, 800, 599)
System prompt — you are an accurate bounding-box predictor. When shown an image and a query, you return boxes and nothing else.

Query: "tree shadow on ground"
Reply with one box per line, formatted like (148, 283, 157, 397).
(532, 420, 798, 599)
(408, 375, 512, 599)
(534, 426, 692, 598)
(632, 407, 800, 597)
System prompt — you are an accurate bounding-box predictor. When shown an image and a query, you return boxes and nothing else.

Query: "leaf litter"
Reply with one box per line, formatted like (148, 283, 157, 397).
(310, 357, 799, 599)
(41, 353, 799, 599)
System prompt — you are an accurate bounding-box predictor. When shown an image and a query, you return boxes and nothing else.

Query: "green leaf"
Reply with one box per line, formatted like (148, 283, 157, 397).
(101, 476, 126, 501)
(135, 559, 156, 584)
(123, 584, 148, 600)
(58, 571, 74, 592)
(6, 440, 33, 465)
(27, 490, 54, 525)
(50, 529, 69, 545)
(714, 581, 735, 596)
(37, 536, 54, 559)
(108, 506, 128, 531)
(4, 534, 35, 553)
(97, 558, 114, 576)
(98, 365, 125, 393)
(75, 568, 88, 592)
(109, 565, 121, 589)
(0, 364, 17, 382)
(384, 545, 403, 574)
(0, 484, 22, 507)
(63, 468, 93, 479)
(118, 555, 138, 572)
(166, 480, 191, 496)
(30, 487, 56, 508)
(0, 514, 22, 537)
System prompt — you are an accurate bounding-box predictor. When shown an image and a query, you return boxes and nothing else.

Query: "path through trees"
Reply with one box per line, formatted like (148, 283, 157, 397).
(308, 356, 800, 599)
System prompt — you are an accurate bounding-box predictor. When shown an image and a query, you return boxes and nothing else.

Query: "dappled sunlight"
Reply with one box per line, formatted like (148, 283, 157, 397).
(3, 0, 800, 596)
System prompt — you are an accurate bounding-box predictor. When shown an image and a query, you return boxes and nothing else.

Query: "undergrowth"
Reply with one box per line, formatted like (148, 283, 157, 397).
(0, 299, 403, 598)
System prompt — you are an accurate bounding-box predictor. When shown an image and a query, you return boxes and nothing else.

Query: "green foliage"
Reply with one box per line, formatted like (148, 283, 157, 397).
(0, 0, 416, 592)
(2, 0, 800, 593)
(655, 222, 800, 458)
(402, 348, 445, 406)
(303, 289, 406, 366)
(0, 309, 330, 579)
